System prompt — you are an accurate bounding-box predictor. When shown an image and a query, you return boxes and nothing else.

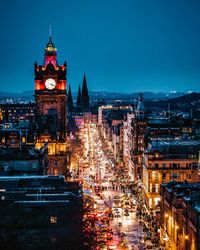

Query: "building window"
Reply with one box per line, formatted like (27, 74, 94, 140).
(54, 168, 58, 176)
(155, 172, 159, 182)
(26, 234, 33, 245)
(162, 163, 166, 168)
(186, 163, 191, 168)
(155, 163, 159, 168)
(188, 146, 193, 153)
(50, 216, 57, 224)
(170, 173, 179, 179)
(162, 173, 166, 180)
(155, 183, 159, 193)
(189, 154, 196, 159)
(149, 198, 152, 209)
(149, 172, 152, 179)
(154, 197, 160, 207)
(170, 163, 179, 168)
(149, 183, 153, 193)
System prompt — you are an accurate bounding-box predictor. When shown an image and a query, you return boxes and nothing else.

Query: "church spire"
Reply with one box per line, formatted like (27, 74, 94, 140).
(81, 74, 90, 110)
(76, 85, 82, 108)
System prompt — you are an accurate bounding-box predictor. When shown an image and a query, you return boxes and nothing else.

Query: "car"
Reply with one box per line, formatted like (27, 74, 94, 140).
(120, 239, 127, 247)
(124, 212, 129, 216)
(145, 245, 153, 249)
(129, 207, 136, 212)
(96, 236, 106, 243)
(101, 228, 108, 234)
(107, 233, 113, 240)
(114, 213, 121, 218)
(108, 244, 117, 249)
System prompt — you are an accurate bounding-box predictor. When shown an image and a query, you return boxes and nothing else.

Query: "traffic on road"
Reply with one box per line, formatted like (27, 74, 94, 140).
(76, 123, 159, 250)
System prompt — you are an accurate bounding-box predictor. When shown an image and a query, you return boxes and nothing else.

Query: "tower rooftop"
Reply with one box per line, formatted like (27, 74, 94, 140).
(45, 37, 57, 53)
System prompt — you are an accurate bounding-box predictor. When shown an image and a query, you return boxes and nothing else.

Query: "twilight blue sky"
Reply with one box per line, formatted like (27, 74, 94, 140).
(1, 0, 200, 93)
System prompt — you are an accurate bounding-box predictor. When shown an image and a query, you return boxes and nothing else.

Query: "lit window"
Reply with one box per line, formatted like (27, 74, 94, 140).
(155, 183, 159, 193)
(50, 216, 57, 224)
(149, 183, 152, 192)
(154, 197, 160, 206)
(54, 168, 58, 176)
(149, 198, 152, 208)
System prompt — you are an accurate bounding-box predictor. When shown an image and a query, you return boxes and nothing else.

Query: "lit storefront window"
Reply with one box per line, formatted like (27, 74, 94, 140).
(50, 216, 57, 224)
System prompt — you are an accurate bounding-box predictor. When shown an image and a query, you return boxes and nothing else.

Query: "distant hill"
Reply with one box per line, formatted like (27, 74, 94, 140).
(145, 92, 200, 110)
(0, 90, 34, 99)
(0, 90, 188, 102)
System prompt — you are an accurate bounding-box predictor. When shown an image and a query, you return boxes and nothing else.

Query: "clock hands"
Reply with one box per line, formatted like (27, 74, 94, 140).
(45, 78, 56, 89)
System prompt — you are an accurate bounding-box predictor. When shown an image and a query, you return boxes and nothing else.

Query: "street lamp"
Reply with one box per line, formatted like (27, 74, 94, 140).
(185, 235, 189, 240)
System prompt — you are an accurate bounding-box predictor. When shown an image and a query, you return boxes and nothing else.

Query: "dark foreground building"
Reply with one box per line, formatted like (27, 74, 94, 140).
(0, 176, 83, 250)
(0, 144, 48, 176)
(160, 181, 200, 250)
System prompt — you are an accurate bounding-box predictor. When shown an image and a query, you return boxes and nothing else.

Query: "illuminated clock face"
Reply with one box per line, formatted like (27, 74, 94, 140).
(45, 78, 56, 90)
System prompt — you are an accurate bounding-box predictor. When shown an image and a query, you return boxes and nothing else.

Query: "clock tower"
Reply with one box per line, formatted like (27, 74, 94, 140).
(35, 35, 69, 176)
(35, 36, 67, 142)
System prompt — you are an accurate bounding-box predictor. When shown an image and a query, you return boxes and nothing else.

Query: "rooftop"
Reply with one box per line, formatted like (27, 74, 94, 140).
(146, 139, 200, 154)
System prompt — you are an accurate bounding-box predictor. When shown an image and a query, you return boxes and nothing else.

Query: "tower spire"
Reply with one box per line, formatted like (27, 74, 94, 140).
(49, 24, 52, 42)
(44, 25, 57, 66)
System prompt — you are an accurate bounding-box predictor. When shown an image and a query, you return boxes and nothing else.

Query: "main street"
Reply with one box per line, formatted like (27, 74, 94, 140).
(77, 122, 157, 250)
